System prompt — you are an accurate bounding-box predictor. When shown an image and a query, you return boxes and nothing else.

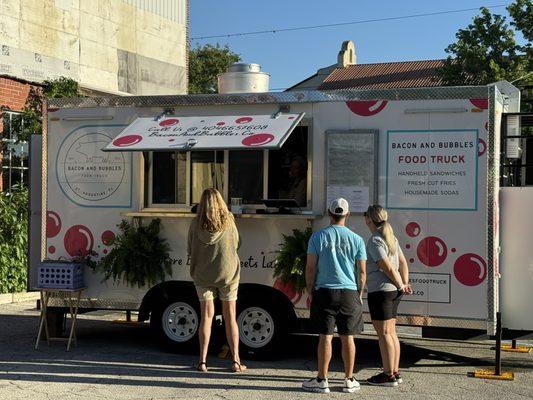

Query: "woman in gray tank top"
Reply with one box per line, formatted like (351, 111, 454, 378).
(364, 205, 412, 387)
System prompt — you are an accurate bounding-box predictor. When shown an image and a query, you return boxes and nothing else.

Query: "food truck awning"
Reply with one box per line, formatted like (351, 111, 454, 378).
(103, 113, 305, 151)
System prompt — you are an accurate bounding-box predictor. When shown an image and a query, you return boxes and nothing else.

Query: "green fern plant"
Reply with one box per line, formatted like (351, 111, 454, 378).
(88, 219, 175, 288)
(273, 227, 313, 292)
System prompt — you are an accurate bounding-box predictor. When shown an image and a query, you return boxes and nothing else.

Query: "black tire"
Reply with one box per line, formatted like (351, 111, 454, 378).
(150, 292, 202, 353)
(236, 294, 290, 359)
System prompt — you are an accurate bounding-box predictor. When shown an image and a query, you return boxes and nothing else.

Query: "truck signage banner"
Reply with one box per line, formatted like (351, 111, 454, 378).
(104, 113, 305, 151)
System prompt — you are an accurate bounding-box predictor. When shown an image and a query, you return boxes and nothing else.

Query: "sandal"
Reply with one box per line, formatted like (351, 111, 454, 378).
(196, 361, 208, 372)
(231, 360, 247, 373)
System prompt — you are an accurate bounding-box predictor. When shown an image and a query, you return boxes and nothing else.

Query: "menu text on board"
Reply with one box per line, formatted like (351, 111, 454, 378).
(386, 130, 478, 210)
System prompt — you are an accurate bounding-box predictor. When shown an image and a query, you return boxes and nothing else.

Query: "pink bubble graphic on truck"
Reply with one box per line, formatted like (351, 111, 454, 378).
(112, 134, 143, 147)
(405, 222, 421, 237)
(454, 253, 487, 286)
(242, 133, 275, 147)
(64, 225, 94, 257)
(46, 211, 62, 238)
(417, 236, 448, 267)
(346, 100, 388, 116)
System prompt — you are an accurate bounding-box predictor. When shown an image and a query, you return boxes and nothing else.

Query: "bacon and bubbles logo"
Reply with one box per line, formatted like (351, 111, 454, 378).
(56, 128, 131, 207)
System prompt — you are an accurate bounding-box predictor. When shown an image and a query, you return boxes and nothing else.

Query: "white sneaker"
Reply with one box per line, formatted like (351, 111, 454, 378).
(343, 377, 361, 393)
(302, 377, 330, 393)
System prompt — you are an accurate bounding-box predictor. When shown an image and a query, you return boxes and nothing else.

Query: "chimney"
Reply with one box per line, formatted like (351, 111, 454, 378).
(337, 40, 356, 68)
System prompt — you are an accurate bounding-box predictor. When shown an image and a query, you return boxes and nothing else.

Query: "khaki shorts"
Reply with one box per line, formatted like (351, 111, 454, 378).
(196, 283, 238, 302)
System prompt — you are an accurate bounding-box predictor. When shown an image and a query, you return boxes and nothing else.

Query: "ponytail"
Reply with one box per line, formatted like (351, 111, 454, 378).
(366, 205, 397, 256)
(379, 221, 397, 256)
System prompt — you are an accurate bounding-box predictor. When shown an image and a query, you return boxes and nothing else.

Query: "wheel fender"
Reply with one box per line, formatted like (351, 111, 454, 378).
(139, 281, 196, 322)
(237, 283, 297, 328)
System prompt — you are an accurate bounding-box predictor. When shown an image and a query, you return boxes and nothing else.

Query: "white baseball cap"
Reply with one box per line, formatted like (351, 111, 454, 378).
(329, 198, 349, 216)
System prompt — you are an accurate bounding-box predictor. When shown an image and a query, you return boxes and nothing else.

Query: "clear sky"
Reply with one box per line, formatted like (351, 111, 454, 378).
(190, 1, 525, 90)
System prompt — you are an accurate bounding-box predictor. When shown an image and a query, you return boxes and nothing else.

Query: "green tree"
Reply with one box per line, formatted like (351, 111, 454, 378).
(439, 6, 529, 86)
(13, 77, 80, 141)
(0, 185, 28, 293)
(508, 0, 533, 74)
(188, 43, 240, 94)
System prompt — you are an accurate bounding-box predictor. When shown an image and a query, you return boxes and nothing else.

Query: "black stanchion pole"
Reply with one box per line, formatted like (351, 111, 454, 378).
(495, 311, 502, 376)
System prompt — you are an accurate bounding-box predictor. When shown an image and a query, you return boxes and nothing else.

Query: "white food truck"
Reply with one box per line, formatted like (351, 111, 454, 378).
(29, 79, 533, 356)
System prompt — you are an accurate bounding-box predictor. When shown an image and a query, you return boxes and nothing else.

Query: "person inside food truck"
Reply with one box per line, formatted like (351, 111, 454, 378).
(284, 155, 307, 207)
(302, 198, 367, 393)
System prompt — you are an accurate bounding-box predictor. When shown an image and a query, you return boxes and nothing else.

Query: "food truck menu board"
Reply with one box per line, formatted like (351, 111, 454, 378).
(386, 130, 478, 210)
(326, 130, 378, 213)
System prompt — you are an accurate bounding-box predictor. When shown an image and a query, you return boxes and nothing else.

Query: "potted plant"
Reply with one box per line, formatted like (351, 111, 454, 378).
(273, 227, 313, 305)
(88, 218, 175, 288)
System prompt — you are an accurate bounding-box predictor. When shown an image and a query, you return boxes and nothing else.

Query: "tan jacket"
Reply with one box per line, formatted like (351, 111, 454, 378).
(187, 218, 241, 288)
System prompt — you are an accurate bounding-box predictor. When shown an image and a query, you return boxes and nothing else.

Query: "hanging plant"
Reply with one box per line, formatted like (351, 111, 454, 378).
(273, 227, 313, 293)
(88, 219, 175, 288)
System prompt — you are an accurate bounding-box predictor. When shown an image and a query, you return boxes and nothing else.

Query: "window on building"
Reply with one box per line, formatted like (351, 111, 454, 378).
(1, 111, 29, 192)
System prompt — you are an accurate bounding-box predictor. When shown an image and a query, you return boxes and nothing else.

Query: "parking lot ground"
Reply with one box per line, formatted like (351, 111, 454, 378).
(0, 300, 532, 400)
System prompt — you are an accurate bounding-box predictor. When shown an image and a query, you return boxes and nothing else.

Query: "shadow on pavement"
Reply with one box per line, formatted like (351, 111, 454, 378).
(0, 311, 529, 391)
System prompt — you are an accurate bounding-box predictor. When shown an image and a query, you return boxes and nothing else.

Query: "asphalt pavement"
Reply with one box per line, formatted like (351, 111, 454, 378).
(0, 300, 532, 400)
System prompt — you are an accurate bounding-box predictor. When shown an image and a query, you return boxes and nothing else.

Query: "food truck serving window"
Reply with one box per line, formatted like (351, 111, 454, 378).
(148, 124, 310, 208)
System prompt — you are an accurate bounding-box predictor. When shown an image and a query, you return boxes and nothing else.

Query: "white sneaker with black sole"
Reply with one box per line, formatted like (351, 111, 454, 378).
(343, 377, 361, 393)
(302, 377, 330, 393)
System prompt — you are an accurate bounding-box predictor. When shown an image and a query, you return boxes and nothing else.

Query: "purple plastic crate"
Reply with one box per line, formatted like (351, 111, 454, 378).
(38, 261, 85, 289)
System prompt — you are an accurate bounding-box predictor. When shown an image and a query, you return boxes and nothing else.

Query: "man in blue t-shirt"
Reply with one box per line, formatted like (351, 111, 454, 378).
(302, 198, 367, 394)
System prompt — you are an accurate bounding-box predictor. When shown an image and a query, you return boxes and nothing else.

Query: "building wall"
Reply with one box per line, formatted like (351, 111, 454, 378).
(0, 77, 33, 112)
(0, 0, 187, 95)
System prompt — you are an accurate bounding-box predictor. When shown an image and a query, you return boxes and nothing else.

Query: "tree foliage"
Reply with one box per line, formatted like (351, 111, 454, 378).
(12, 77, 80, 141)
(188, 43, 241, 94)
(440, 6, 530, 86)
(0, 185, 28, 293)
(508, 0, 533, 73)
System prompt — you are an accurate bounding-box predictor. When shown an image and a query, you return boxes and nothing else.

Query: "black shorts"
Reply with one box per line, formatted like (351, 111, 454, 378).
(368, 290, 403, 321)
(310, 288, 364, 335)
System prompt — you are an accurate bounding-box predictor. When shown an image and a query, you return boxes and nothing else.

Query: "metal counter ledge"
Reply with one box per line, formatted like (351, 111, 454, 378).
(121, 211, 317, 220)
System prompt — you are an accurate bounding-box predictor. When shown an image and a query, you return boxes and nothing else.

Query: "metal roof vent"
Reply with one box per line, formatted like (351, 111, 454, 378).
(217, 63, 270, 94)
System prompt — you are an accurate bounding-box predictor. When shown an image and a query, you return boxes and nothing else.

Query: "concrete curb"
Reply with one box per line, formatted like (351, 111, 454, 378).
(0, 291, 40, 305)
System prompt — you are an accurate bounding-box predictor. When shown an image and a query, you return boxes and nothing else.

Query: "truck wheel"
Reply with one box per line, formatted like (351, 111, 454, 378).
(150, 296, 200, 352)
(237, 296, 289, 358)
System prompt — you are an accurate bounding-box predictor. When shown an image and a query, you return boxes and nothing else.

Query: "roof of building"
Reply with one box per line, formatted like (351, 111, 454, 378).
(318, 59, 445, 90)
(288, 59, 446, 91)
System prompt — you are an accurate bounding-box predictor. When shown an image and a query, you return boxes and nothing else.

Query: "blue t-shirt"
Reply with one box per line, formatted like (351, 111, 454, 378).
(307, 225, 367, 290)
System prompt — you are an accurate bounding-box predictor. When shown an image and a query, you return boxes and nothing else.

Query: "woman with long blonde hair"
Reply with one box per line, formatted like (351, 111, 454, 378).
(364, 205, 412, 387)
(187, 188, 246, 372)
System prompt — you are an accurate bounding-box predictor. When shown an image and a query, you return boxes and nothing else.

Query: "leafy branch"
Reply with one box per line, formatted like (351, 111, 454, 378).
(273, 227, 313, 292)
(87, 219, 176, 288)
